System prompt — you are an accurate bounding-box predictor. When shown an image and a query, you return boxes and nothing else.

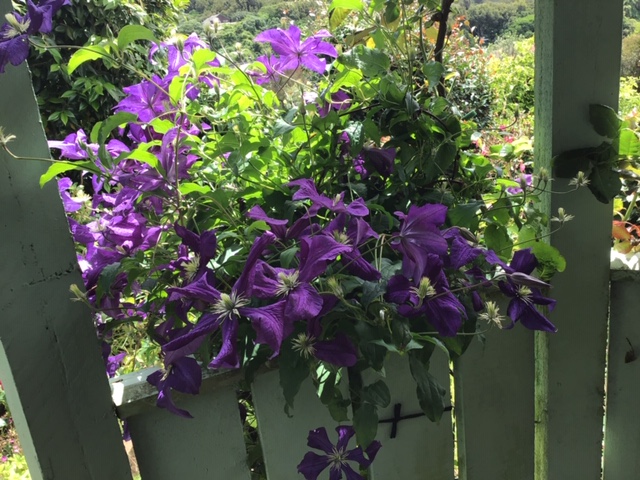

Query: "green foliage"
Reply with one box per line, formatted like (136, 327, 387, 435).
(487, 36, 535, 118)
(620, 77, 640, 116)
(621, 33, 640, 77)
(0, 455, 30, 480)
(504, 13, 534, 38)
(28, 0, 184, 138)
(443, 20, 495, 126)
(467, 1, 533, 43)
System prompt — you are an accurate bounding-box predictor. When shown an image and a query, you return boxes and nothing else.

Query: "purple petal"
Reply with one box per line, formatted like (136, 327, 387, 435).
(286, 284, 323, 320)
(314, 334, 357, 366)
(297, 451, 330, 480)
(209, 317, 240, 369)
(307, 427, 334, 453)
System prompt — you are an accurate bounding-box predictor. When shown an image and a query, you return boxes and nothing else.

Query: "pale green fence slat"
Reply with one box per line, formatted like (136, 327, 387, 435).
(603, 271, 640, 480)
(457, 327, 534, 480)
(0, 6, 133, 477)
(251, 369, 342, 479)
(369, 352, 454, 480)
(535, 0, 622, 478)
(112, 368, 252, 479)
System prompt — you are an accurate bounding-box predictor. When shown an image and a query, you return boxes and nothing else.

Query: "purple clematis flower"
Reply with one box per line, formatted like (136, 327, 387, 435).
(48, 129, 97, 159)
(498, 249, 557, 332)
(116, 75, 170, 123)
(173, 224, 217, 281)
(386, 253, 465, 337)
(163, 232, 288, 369)
(146, 356, 203, 418)
(253, 234, 352, 322)
(249, 55, 283, 85)
(289, 178, 369, 217)
(392, 204, 449, 282)
(0, 0, 68, 72)
(255, 25, 337, 74)
(324, 214, 381, 281)
(297, 425, 381, 480)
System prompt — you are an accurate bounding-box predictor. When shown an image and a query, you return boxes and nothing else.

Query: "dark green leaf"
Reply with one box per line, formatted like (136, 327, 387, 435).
(278, 342, 310, 415)
(589, 104, 620, 139)
(353, 402, 379, 448)
(408, 353, 446, 422)
(588, 164, 622, 203)
(273, 118, 296, 137)
(96, 262, 121, 302)
(363, 380, 391, 408)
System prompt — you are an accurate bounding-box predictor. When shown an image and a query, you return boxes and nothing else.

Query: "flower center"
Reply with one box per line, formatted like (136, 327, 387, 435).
(516, 285, 533, 304)
(181, 254, 201, 280)
(478, 300, 506, 328)
(328, 446, 348, 471)
(276, 271, 300, 296)
(410, 277, 437, 308)
(3, 13, 29, 37)
(291, 333, 316, 359)
(332, 230, 351, 246)
(211, 291, 249, 319)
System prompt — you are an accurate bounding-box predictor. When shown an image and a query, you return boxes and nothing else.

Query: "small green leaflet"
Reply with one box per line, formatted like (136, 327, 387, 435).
(589, 104, 620, 139)
(68, 46, 109, 75)
(40, 161, 97, 187)
(116, 25, 159, 51)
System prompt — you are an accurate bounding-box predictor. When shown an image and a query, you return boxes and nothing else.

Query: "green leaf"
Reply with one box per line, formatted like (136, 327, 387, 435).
(329, 0, 363, 11)
(589, 104, 620, 139)
(278, 341, 310, 415)
(96, 262, 121, 302)
(353, 402, 378, 448)
(125, 148, 160, 170)
(67, 46, 109, 75)
(484, 224, 513, 260)
(531, 242, 566, 281)
(422, 62, 444, 90)
(517, 224, 538, 249)
(448, 201, 482, 231)
(273, 118, 296, 137)
(39, 161, 95, 187)
(98, 112, 137, 144)
(588, 164, 622, 203)
(363, 380, 391, 408)
(340, 46, 390, 77)
(424, 142, 457, 181)
(618, 129, 640, 157)
(117, 25, 159, 51)
(408, 353, 446, 422)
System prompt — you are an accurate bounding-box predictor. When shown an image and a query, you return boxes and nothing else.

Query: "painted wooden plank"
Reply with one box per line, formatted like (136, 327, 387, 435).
(369, 351, 453, 480)
(457, 324, 534, 480)
(112, 367, 252, 479)
(0, 11, 132, 480)
(603, 271, 640, 480)
(252, 353, 452, 480)
(535, 1, 623, 479)
(251, 369, 341, 479)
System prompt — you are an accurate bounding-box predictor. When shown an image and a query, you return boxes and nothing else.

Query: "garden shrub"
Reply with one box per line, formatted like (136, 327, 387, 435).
(487, 36, 535, 119)
(621, 32, 640, 77)
(467, 1, 533, 43)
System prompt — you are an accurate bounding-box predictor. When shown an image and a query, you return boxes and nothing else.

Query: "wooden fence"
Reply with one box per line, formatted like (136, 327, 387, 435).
(106, 268, 640, 480)
(0, 0, 630, 479)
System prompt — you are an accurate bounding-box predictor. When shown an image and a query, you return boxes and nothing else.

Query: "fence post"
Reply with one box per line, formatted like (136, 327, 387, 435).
(534, 1, 623, 479)
(0, 5, 133, 477)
